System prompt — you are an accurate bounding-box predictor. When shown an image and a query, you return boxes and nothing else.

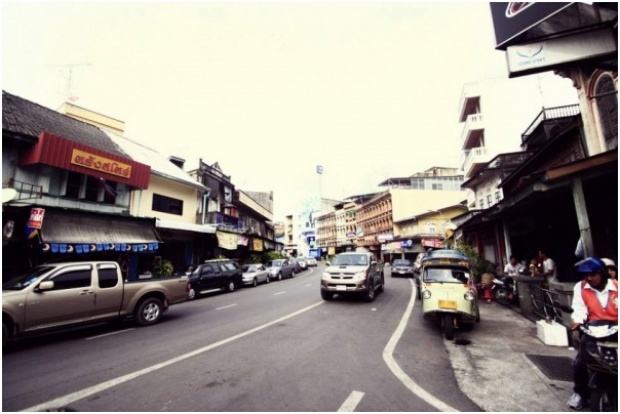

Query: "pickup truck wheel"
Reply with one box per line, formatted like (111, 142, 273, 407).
(135, 298, 163, 326)
(226, 280, 236, 292)
(364, 283, 376, 302)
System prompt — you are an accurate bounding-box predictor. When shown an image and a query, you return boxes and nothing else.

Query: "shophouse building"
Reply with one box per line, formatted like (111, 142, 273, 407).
(189, 159, 276, 262)
(453, 2, 617, 308)
(2, 91, 160, 280)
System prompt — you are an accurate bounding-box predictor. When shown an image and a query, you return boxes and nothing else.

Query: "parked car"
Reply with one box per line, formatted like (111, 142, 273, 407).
(241, 263, 271, 287)
(2, 261, 189, 345)
(306, 257, 318, 267)
(265, 259, 296, 281)
(293, 257, 308, 272)
(187, 259, 243, 300)
(321, 252, 385, 302)
(391, 259, 415, 278)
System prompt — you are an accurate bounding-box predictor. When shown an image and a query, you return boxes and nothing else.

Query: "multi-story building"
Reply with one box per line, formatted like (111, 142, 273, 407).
(189, 160, 276, 261)
(2, 92, 162, 279)
(458, 76, 579, 208)
(379, 166, 463, 190)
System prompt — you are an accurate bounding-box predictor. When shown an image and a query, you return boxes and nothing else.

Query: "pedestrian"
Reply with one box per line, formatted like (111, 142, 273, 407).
(538, 249, 558, 285)
(601, 258, 617, 280)
(566, 257, 618, 411)
(527, 258, 540, 276)
(504, 255, 525, 276)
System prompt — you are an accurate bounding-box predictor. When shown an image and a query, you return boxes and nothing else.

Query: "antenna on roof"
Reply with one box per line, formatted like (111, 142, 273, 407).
(48, 63, 92, 108)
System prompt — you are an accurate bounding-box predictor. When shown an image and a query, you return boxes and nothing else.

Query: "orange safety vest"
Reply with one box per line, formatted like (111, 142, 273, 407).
(581, 279, 619, 322)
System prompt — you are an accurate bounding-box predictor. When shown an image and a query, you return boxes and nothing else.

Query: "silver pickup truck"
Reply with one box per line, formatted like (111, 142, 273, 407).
(2, 261, 189, 345)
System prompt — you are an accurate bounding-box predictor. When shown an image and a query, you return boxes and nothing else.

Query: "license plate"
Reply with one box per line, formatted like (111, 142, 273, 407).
(438, 300, 457, 309)
(398, 271, 406, 274)
(336, 285, 347, 291)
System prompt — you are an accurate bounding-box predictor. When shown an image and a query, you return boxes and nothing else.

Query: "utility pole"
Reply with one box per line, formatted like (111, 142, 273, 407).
(316, 165, 323, 214)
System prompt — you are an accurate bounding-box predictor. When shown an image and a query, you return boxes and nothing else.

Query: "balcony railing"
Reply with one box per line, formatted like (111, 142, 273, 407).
(7, 179, 43, 200)
(521, 104, 581, 145)
(462, 146, 488, 177)
(460, 113, 484, 146)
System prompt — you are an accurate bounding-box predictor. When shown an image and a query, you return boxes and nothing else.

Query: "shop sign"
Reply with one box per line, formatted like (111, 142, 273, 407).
(252, 238, 264, 252)
(346, 232, 356, 238)
(401, 239, 413, 248)
(422, 238, 443, 248)
(216, 231, 238, 250)
(71, 149, 132, 178)
(28, 208, 45, 229)
(376, 233, 394, 242)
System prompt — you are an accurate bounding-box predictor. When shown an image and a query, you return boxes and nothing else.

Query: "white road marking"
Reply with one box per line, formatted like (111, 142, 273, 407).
(215, 304, 237, 310)
(305, 284, 312, 287)
(273, 291, 285, 296)
(21, 301, 325, 412)
(85, 328, 134, 340)
(337, 390, 365, 412)
(382, 279, 459, 412)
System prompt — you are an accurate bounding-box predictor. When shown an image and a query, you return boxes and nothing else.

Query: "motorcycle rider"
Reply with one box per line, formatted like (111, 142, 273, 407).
(566, 257, 618, 410)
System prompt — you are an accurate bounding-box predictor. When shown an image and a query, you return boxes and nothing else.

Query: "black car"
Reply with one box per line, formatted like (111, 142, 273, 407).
(187, 259, 243, 300)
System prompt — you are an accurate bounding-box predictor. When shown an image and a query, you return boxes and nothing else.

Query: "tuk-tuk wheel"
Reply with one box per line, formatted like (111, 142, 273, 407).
(443, 314, 455, 340)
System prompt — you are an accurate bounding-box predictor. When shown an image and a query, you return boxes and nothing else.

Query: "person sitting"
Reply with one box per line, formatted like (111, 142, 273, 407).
(504, 255, 525, 276)
(566, 257, 618, 410)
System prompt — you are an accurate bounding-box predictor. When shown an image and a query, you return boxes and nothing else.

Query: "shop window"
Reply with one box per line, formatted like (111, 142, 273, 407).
(65, 171, 82, 199)
(594, 74, 618, 150)
(152, 193, 184, 215)
(84, 176, 100, 202)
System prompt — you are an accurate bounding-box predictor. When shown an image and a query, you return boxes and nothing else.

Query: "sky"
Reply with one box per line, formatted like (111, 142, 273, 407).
(2, 1, 580, 220)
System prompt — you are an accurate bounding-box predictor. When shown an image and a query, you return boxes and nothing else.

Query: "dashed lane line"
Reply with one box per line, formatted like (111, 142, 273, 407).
(337, 390, 365, 412)
(85, 328, 135, 340)
(215, 304, 237, 310)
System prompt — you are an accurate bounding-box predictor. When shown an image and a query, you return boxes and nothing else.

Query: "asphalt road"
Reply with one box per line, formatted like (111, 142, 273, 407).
(2, 263, 481, 412)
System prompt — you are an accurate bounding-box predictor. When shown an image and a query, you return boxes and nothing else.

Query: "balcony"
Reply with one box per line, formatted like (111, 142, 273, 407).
(521, 104, 581, 150)
(460, 113, 485, 149)
(462, 146, 489, 178)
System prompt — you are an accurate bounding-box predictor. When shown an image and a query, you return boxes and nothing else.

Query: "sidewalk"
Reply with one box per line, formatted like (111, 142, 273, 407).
(446, 300, 578, 412)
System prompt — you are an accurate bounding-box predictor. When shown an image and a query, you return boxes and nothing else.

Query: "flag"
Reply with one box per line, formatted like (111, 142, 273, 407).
(98, 177, 118, 197)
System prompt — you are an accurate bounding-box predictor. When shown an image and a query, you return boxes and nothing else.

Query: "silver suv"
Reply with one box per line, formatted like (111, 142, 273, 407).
(320, 252, 384, 302)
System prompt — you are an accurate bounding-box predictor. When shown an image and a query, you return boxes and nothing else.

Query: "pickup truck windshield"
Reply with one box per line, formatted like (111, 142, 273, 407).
(423, 267, 470, 284)
(333, 255, 368, 266)
(2, 266, 54, 291)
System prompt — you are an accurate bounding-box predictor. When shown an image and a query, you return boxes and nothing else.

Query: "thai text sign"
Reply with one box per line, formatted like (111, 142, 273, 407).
(71, 149, 132, 178)
(28, 208, 45, 229)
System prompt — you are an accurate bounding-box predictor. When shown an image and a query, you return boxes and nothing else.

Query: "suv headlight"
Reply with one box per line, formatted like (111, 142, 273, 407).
(354, 270, 367, 281)
(322, 272, 331, 279)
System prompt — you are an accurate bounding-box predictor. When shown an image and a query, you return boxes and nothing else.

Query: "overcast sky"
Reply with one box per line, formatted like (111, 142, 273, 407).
(2, 1, 579, 220)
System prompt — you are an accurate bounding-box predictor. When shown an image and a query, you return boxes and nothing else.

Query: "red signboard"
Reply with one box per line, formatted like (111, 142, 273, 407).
(28, 208, 45, 229)
(422, 238, 443, 248)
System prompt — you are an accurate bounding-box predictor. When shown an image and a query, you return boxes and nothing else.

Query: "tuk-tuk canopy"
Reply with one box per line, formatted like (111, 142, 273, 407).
(422, 249, 471, 268)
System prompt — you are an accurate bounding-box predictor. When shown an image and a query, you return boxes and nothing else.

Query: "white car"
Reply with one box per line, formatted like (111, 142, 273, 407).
(241, 264, 271, 287)
(306, 257, 318, 267)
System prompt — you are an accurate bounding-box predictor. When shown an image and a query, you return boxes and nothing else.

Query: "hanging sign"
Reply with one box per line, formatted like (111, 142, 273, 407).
(28, 208, 45, 229)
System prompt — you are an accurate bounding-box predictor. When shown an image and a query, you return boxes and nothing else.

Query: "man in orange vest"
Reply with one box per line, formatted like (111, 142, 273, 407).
(566, 257, 618, 410)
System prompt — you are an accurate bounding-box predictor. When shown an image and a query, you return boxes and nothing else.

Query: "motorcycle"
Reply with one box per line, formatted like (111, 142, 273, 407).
(491, 275, 517, 306)
(580, 320, 618, 412)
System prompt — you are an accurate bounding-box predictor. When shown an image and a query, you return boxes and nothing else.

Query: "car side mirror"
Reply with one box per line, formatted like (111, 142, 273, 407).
(36, 281, 55, 292)
(325, 261, 331, 267)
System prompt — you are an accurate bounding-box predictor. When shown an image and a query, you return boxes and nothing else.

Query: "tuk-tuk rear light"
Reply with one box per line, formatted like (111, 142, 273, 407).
(464, 291, 475, 301)
(422, 290, 431, 299)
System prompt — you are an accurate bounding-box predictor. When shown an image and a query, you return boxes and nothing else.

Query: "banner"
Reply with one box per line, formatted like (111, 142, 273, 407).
(216, 231, 238, 250)
(252, 238, 264, 252)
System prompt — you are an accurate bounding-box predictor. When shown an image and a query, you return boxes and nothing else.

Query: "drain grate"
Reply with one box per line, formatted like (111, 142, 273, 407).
(526, 354, 574, 381)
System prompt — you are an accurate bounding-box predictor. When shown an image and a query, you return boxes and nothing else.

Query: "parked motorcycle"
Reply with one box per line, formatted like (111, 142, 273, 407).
(491, 275, 517, 306)
(580, 320, 618, 412)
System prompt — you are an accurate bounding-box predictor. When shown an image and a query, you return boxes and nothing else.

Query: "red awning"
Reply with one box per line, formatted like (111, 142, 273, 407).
(20, 132, 150, 189)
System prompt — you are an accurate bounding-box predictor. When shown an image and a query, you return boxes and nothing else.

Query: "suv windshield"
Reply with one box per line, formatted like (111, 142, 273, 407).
(2, 266, 54, 291)
(393, 259, 412, 266)
(423, 267, 470, 284)
(333, 254, 368, 266)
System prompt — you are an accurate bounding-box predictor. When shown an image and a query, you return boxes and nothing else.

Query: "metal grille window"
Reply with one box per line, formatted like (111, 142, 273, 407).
(594, 74, 618, 150)
(152, 193, 184, 215)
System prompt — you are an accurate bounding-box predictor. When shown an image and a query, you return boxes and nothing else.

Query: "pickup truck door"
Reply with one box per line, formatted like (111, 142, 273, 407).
(93, 263, 123, 320)
(24, 264, 96, 331)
